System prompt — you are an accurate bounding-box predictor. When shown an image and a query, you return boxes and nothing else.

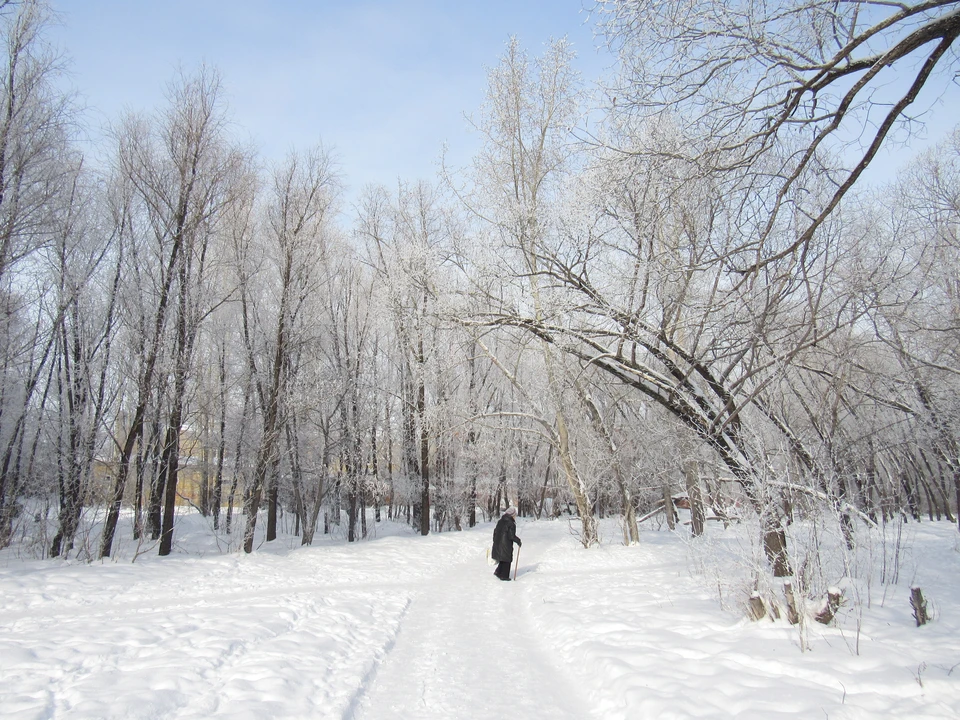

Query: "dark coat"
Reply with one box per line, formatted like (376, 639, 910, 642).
(492, 513, 520, 562)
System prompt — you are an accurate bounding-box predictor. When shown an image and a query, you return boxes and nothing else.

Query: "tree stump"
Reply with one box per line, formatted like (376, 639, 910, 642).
(815, 587, 843, 625)
(763, 526, 792, 577)
(748, 592, 766, 621)
(684, 461, 705, 537)
(910, 587, 929, 627)
(783, 582, 800, 625)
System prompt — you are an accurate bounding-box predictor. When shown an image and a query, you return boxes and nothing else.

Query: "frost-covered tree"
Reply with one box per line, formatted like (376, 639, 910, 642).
(0, 0, 78, 548)
(458, 36, 600, 546)
(99, 68, 249, 558)
(866, 126, 960, 529)
(357, 181, 462, 536)
(240, 146, 340, 553)
(47, 160, 121, 558)
(595, 0, 960, 273)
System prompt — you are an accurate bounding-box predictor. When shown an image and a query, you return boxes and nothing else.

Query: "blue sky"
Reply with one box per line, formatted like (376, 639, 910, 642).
(46, 1, 959, 203)
(48, 1, 612, 202)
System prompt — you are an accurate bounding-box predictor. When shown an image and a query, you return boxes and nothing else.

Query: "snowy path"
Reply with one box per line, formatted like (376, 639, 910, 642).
(4, 514, 959, 719)
(1, 519, 595, 720)
(349, 523, 591, 720)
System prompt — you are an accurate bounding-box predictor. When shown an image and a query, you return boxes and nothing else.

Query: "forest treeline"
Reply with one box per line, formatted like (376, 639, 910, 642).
(1, 0, 959, 580)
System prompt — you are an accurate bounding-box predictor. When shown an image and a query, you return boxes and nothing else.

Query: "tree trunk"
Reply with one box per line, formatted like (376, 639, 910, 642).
(199, 415, 211, 518)
(159, 236, 202, 557)
(266, 465, 279, 542)
(347, 475, 358, 542)
(536, 444, 554, 520)
(555, 411, 597, 546)
(763, 525, 792, 578)
(242, 325, 286, 553)
(212, 344, 227, 530)
(158, 418, 181, 556)
(663, 483, 676, 530)
(133, 434, 146, 540)
(576, 382, 638, 543)
(417, 337, 430, 537)
(684, 460, 705, 537)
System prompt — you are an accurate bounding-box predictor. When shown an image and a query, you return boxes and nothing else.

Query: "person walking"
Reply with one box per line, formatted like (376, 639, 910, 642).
(492, 507, 522, 581)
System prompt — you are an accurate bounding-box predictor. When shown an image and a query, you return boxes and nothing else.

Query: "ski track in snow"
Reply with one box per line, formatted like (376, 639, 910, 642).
(347, 523, 591, 720)
(1, 535, 437, 720)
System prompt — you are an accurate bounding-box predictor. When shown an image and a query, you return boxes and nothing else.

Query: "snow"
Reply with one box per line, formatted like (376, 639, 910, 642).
(2, 513, 959, 719)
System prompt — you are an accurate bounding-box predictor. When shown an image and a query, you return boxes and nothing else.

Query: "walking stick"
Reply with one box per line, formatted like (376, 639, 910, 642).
(513, 545, 520, 581)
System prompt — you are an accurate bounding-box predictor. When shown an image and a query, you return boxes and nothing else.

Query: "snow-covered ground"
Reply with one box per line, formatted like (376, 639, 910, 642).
(2, 512, 959, 719)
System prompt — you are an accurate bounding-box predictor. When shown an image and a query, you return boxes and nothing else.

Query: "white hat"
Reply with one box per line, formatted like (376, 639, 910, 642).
(505, 507, 517, 516)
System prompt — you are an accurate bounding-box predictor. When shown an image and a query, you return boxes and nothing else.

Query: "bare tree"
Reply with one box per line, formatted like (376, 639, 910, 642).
(575, 379, 640, 543)
(0, 0, 76, 547)
(358, 181, 460, 536)
(323, 252, 374, 542)
(240, 145, 339, 553)
(99, 67, 247, 558)
(48, 159, 122, 557)
(456, 36, 600, 545)
(864, 127, 960, 529)
(0, 0, 71, 285)
(595, 0, 960, 273)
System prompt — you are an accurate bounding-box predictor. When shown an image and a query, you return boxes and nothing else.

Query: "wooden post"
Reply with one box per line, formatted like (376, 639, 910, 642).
(684, 461, 705, 537)
(748, 593, 766, 621)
